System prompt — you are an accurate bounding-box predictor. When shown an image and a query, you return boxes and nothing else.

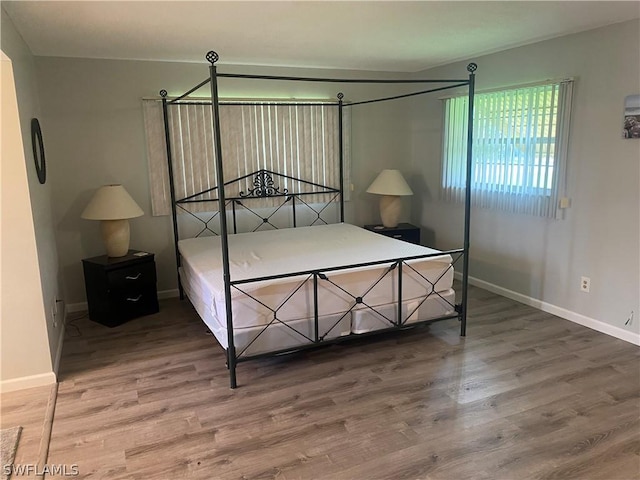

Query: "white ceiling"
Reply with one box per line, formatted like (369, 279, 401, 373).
(3, 1, 639, 72)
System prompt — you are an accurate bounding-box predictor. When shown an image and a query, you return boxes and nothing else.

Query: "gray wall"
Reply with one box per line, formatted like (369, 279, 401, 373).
(34, 56, 411, 305)
(1, 8, 61, 385)
(410, 20, 640, 336)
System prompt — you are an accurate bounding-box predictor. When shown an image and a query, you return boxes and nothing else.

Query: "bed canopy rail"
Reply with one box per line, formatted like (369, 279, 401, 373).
(159, 50, 476, 388)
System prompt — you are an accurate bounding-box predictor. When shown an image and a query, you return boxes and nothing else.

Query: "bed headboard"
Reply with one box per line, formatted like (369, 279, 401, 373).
(175, 168, 342, 237)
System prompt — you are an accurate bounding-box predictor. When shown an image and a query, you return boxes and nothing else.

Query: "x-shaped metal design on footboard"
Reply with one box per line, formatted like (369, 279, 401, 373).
(229, 250, 464, 362)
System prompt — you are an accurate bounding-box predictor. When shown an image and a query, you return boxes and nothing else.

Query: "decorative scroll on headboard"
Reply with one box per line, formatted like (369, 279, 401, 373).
(239, 171, 289, 198)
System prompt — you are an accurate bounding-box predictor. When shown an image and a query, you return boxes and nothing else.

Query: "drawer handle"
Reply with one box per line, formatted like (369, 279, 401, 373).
(125, 273, 142, 280)
(393, 234, 402, 238)
(126, 295, 143, 302)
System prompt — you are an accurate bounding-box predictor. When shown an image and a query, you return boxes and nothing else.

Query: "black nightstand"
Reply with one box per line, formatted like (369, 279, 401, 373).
(364, 223, 421, 245)
(82, 250, 159, 327)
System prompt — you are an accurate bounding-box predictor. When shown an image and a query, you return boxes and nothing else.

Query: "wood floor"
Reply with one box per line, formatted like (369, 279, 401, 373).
(0, 384, 52, 477)
(5, 286, 640, 479)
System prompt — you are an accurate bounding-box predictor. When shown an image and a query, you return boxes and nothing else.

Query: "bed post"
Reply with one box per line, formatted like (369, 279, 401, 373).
(460, 63, 477, 337)
(160, 90, 184, 300)
(338, 92, 345, 223)
(206, 51, 238, 389)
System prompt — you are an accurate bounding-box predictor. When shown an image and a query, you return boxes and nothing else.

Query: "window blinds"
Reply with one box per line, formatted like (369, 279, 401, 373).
(442, 80, 573, 218)
(143, 100, 350, 216)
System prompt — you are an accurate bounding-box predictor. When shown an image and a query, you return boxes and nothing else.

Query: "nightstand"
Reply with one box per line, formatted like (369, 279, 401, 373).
(364, 223, 421, 245)
(82, 250, 159, 327)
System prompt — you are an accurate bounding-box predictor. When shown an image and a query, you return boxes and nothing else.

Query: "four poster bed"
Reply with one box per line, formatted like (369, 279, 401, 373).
(159, 51, 476, 388)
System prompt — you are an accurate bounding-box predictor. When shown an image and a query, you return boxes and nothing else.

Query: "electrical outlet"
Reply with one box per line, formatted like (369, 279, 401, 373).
(580, 276, 590, 293)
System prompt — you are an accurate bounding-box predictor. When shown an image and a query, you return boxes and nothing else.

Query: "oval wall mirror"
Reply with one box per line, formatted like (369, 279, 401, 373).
(31, 118, 46, 184)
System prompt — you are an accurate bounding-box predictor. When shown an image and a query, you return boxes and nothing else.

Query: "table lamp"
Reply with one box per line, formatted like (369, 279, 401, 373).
(366, 169, 413, 228)
(81, 184, 144, 257)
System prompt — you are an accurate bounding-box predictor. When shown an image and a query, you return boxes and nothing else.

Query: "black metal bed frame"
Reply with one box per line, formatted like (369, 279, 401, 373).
(160, 50, 476, 388)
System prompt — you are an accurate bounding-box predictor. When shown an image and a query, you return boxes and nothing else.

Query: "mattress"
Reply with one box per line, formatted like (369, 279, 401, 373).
(351, 288, 456, 334)
(179, 223, 455, 354)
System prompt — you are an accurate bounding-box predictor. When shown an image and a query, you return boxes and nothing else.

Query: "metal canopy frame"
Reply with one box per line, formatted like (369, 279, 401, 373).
(160, 50, 476, 388)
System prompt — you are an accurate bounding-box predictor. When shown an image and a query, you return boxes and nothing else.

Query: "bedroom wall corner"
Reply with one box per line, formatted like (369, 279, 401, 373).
(1, 8, 63, 388)
(411, 19, 640, 344)
(1, 51, 55, 391)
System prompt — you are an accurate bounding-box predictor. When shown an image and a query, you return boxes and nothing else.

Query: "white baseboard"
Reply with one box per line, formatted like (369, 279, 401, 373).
(66, 288, 181, 314)
(461, 274, 640, 346)
(1, 307, 66, 393)
(3, 290, 183, 393)
(0, 371, 57, 394)
(66, 302, 86, 314)
(158, 289, 180, 299)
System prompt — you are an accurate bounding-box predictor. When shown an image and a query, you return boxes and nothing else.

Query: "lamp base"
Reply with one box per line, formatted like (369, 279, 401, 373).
(379, 195, 401, 228)
(101, 219, 130, 257)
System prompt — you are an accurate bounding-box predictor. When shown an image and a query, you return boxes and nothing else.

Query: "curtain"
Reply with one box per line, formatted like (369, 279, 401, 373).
(143, 100, 350, 216)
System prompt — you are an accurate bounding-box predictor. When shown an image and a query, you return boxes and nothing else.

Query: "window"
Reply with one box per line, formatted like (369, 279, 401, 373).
(442, 80, 573, 218)
(143, 100, 350, 216)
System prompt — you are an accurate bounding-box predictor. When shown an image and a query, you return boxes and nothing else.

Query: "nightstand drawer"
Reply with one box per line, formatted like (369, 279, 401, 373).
(108, 286, 159, 322)
(107, 262, 156, 289)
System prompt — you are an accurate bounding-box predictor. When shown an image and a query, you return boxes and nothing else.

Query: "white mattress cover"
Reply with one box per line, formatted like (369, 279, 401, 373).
(182, 271, 352, 354)
(351, 288, 456, 334)
(179, 223, 454, 329)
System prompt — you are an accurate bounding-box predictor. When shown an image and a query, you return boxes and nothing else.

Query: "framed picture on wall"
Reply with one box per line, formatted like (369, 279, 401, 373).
(623, 94, 640, 139)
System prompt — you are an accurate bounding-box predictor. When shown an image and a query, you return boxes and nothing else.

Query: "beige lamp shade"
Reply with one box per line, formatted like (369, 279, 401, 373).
(81, 185, 144, 257)
(366, 170, 413, 229)
(366, 169, 414, 197)
(81, 184, 144, 220)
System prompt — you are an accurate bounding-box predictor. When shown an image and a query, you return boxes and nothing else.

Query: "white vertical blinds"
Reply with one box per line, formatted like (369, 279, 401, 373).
(143, 100, 350, 216)
(441, 80, 573, 218)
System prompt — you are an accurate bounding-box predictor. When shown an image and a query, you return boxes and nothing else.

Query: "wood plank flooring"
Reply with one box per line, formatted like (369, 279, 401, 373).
(13, 286, 640, 479)
(0, 384, 51, 478)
